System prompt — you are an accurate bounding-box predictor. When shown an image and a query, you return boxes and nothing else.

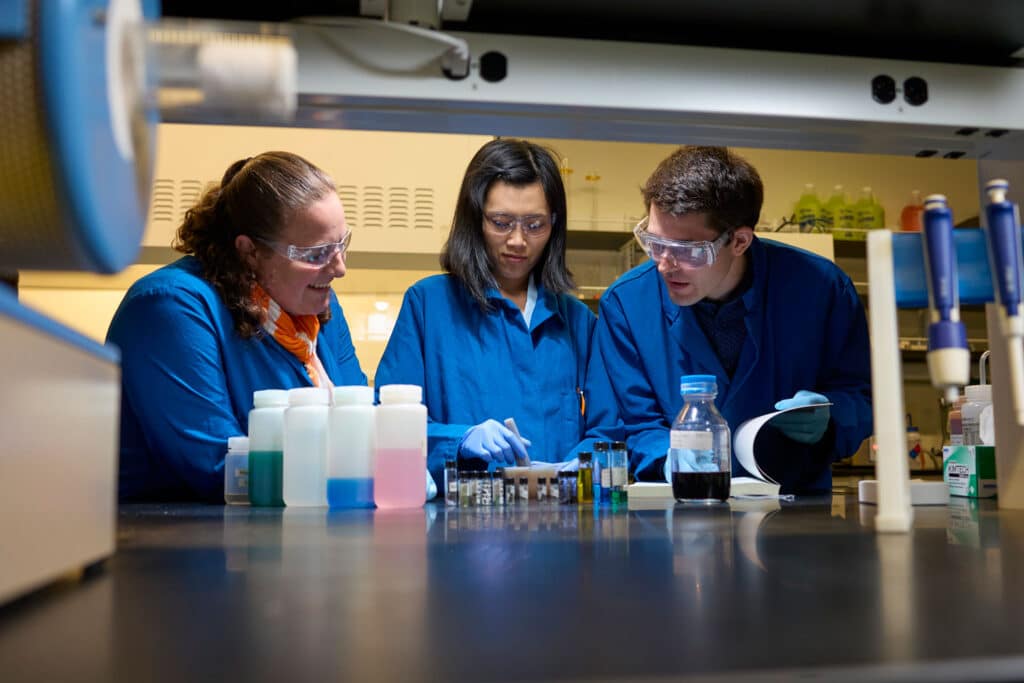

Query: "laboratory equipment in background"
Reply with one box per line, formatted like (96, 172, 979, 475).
(283, 387, 330, 507)
(899, 190, 924, 231)
(224, 436, 250, 505)
(375, 384, 427, 509)
(669, 375, 731, 503)
(982, 179, 1024, 426)
(793, 184, 822, 232)
(921, 195, 970, 404)
(327, 385, 376, 509)
(248, 389, 288, 507)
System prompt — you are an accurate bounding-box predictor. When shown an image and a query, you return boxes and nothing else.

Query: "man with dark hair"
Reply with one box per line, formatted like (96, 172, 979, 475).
(596, 146, 871, 494)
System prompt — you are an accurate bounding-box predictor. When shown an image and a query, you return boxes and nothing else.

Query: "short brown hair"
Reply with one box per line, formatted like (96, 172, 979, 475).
(642, 146, 763, 235)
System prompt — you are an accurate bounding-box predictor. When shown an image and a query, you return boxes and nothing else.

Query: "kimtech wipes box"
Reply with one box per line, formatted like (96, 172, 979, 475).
(943, 445, 997, 498)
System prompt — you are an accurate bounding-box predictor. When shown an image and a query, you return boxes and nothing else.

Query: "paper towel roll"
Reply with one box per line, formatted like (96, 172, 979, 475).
(197, 40, 297, 118)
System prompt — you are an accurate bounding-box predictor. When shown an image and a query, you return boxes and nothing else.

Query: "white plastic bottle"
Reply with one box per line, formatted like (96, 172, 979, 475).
(283, 387, 330, 507)
(374, 384, 427, 509)
(224, 436, 250, 505)
(248, 389, 289, 507)
(961, 384, 992, 446)
(327, 385, 377, 509)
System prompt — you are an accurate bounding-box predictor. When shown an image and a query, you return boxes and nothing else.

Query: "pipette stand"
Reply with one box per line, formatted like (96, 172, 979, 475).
(867, 229, 1024, 534)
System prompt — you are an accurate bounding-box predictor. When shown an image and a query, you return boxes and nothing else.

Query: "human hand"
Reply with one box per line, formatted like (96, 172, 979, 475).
(772, 390, 831, 444)
(458, 419, 532, 465)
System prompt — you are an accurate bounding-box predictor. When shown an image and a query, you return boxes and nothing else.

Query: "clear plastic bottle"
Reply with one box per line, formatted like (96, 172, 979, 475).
(224, 436, 250, 505)
(669, 374, 731, 503)
(248, 389, 288, 507)
(961, 384, 993, 446)
(327, 385, 376, 509)
(283, 387, 330, 507)
(374, 384, 427, 509)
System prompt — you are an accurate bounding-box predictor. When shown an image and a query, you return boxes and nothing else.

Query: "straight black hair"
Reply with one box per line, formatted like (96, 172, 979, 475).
(441, 138, 574, 309)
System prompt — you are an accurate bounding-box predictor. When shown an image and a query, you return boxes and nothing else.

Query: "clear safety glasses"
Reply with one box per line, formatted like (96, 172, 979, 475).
(633, 216, 731, 268)
(484, 212, 556, 236)
(257, 231, 352, 267)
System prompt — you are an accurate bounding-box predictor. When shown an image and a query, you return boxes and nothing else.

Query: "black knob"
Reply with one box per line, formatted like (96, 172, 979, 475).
(872, 75, 896, 104)
(479, 51, 508, 83)
(903, 77, 928, 106)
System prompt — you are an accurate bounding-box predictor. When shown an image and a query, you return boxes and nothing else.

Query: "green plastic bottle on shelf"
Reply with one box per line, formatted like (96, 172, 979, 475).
(793, 183, 822, 232)
(823, 185, 854, 236)
(854, 186, 885, 237)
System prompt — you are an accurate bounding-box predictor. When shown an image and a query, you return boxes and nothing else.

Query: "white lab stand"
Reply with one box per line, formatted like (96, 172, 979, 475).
(867, 227, 1024, 532)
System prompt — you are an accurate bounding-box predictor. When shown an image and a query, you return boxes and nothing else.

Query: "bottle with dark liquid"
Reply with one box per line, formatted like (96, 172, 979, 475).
(669, 374, 731, 503)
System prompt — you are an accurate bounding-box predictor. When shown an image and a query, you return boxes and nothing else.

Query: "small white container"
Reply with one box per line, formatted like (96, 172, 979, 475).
(374, 384, 427, 509)
(283, 387, 330, 507)
(327, 385, 376, 509)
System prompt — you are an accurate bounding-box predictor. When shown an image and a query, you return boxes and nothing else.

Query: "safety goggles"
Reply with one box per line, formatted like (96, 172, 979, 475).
(484, 212, 555, 236)
(633, 216, 731, 268)
(257, 231, 351, 267)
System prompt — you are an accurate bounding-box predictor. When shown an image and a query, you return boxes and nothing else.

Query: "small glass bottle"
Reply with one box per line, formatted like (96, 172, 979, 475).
(444, 458, 459, 507)
(537, 477, 548, 503)
(609, 440, 629, 504)
(459, 469, 473, 508)
(493, 467, 505, 506)
(224, 436, 250, 505)
(577, 452, 594, 503)
(568, 471, 579, 504)
(480, 471, 493, 506)
(594, 441, 611, 504)
(669, 374, 731, 503)
(518, 476, 529, 503)
(548, 476, 560, 502)
(504, 473, 516, 504)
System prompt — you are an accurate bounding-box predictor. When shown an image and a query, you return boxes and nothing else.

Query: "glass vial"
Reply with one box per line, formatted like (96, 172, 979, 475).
(669, 374, 731, 503)
(537, 477, 548, 503)
(594, 441, 611, 504)
(610, 440, 629, 504)
(480, 471, 493, 506)
(224, 436, 250, 505)
(493, 467, 505, 506)
(444, 458, 459, 507)
(518, 476, 529, 503)
(504, 474, 516, 505)
(577, 452, 594, 503)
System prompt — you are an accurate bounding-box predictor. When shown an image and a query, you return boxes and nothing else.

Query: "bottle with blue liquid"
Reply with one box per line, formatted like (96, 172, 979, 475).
(327, 385, 376, 508)
(669, 374, 731, 503)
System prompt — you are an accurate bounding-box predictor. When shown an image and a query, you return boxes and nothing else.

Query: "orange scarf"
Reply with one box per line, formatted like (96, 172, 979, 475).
(253, 283, 323, 387)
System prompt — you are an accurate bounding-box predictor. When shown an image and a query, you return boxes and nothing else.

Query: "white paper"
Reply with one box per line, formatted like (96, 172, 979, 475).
(733, 401, 833, 485)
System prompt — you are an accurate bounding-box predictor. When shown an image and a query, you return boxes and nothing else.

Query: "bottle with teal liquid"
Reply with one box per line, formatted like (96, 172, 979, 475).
(248, 389, 288, 507)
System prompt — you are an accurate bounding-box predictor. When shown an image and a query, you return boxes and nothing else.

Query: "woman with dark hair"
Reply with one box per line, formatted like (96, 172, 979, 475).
(107, 151, 366, 502)
(376, 138, 614, 491)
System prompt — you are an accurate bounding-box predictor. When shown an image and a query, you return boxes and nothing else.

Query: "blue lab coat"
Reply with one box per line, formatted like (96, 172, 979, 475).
(375, 274, 616, 489)
(597, 237, 872, 493)
(107, 257, 366, 502)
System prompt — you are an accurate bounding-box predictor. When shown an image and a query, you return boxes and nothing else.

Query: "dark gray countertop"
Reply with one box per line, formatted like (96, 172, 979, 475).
(3, 495, 1024, 682)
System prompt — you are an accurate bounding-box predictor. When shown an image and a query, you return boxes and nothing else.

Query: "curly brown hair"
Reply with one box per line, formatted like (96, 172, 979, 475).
(173, 151, 337, 338)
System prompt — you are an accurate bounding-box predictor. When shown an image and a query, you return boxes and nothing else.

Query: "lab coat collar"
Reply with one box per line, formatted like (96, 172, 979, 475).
(485, 274, 565, 332)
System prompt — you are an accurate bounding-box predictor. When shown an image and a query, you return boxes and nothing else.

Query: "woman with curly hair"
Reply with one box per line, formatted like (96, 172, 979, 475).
(107, 151, 366, 502)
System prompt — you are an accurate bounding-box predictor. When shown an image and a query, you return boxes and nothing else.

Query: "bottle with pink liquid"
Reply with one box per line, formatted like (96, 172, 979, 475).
(374, 384, 427, 509)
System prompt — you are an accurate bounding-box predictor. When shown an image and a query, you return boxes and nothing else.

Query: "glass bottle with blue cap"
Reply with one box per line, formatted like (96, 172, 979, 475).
(668, 374, 731, 503)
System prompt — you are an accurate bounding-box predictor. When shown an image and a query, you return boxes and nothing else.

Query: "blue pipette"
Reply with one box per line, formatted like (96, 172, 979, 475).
(983, 179, 1024, 425)
(921, 194, 970, 403)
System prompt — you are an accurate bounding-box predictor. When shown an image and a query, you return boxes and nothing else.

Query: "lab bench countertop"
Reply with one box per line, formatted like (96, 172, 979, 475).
(3, 496, 1024, 682)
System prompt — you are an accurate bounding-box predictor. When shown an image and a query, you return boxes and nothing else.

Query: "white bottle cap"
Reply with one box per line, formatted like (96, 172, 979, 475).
(253, 389, 289, 408)
(964, 384, 992, 403)
(333, 385, 375, 406)
(378, 384, 422, 404)
(288, 387, 330, 406)
(228, 436, 249, 452)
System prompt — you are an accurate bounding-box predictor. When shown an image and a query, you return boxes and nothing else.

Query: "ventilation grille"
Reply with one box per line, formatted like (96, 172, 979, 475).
(149, 180, 438, 233)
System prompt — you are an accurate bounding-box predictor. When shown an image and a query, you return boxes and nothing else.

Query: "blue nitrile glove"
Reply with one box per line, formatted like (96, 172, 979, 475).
(426, 470, 438, 499)
(458, 419, 532, 465)
(771, 390, 831, 444)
